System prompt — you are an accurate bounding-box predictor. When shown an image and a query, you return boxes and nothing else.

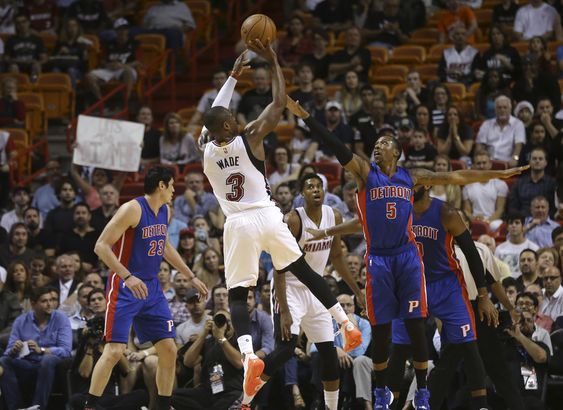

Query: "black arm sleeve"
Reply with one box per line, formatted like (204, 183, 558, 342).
(303, 116, 353, 166)
(455, 230, 487, 289)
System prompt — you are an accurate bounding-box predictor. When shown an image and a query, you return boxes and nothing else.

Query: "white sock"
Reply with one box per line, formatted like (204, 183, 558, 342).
(328, 303, 348, 324)
(237, 335, 254, 356)
(324, 389, 339, 410)
(242, 378, 267, 404)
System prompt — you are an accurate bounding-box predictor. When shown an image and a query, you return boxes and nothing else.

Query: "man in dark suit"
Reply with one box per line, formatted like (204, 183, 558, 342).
(49, 254, 79, 306)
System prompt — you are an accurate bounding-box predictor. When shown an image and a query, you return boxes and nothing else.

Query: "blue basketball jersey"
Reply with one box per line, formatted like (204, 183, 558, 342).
(412, 198, 463, 283)
(112, 196, 169, 281)
(356, 164, 416, 255)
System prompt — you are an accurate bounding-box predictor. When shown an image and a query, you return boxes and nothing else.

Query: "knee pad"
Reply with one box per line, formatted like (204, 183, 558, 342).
(229, 286, 249, 302)
(316, 341, 339, 381)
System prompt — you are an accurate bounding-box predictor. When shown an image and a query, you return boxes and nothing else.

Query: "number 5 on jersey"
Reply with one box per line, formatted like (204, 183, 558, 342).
(386, 202, 396, 219)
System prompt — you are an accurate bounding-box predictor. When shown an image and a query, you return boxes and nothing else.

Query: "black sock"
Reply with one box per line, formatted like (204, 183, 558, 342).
(284, 256, 337, 309)
(471, 395, 488, 410)
(374, 366, 387, 389)
(415, 367, 427, 389)
(85, 393, 100, 408)
(157, 394, 171, 410)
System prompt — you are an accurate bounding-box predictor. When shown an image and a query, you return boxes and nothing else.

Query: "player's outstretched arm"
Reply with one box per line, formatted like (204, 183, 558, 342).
(305, 217, 362, 241)
(328, 211, 365, 313)
(163, 240, 208, 300)
(443, 205, 498, 327)
(198, 51, 250, 149)
(410, 165, 529, 187)
(94, 201, 148, 299)
(286, 97, 370, 187)
(244, 40, 287, 145)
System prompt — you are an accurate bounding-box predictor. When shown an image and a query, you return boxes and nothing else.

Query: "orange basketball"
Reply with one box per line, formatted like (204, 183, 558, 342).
(240, 14, 277, 47)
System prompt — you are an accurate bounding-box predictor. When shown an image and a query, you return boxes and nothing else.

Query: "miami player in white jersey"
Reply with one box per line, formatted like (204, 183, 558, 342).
(200, 41, 362, 403)
(238, 173, 366, 409)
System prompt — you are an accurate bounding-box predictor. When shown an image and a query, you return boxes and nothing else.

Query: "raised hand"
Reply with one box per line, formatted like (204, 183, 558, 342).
(231, 50, 251, 79)
(286, 96, 310, 119)
(246, 38, 277, 63)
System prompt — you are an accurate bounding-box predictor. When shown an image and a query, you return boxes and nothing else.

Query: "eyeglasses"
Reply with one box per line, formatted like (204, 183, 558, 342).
(543, 276, 560, 281)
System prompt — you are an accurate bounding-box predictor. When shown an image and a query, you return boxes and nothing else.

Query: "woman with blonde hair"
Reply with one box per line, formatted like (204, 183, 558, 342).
(429, 155, 462, 208)
(194, 248, 224, 292)
(159, 112, 201, 167)
(336, 70, 363, 118)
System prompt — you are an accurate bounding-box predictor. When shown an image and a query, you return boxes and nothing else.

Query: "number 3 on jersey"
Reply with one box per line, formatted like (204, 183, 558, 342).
(386, 202, 396, 219)
(148, 239, 164, 256)
(226, 172, 245, 201)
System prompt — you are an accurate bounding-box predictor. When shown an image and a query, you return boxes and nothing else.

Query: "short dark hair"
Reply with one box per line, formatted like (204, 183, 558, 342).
(73, 202, 90, 214)
(299, 173, 323, 192)
(516, 291, 539, 308)
(23, 206, 40, 217)
(87, 288, 105, 304)
(275, 182, 291, 194)
(506, 212, 525, 225)
(519, 248, 538, 260)
(552, 226, 563, 242)
(144, 166, 174, 194)
(203, 106, 231, 133)
(502, 276, 518, 289)
(30, 286, 56, 303)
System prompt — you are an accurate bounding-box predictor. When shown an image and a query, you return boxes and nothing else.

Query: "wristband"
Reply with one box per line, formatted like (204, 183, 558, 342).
(123, 274, 132, 282)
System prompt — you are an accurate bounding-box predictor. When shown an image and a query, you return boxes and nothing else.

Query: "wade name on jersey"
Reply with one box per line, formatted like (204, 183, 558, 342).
(369, 186, 412, 201)
(141, 224, 168, 239)
(216, 156, 240, 170)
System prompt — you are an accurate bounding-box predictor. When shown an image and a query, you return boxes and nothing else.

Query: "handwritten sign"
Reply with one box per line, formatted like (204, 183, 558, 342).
(73, 115, 144, 172)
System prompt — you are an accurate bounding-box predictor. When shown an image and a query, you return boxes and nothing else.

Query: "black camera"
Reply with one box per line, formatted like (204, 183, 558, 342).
(86, 316, 105, 338)
(213, 313, 227, 327)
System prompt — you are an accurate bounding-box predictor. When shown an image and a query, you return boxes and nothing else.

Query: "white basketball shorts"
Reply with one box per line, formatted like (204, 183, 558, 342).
(223, 205, 303, 289)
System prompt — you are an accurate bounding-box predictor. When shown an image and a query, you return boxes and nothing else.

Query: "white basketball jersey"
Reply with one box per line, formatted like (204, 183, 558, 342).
(286, 205, 335, 288)
(203, 136, 274, 216)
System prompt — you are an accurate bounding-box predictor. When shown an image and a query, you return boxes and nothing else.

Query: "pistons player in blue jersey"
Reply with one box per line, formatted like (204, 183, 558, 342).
(386, 186, 498, 410)
(287, 97, 527, 409)
(83, 167, 208, 410)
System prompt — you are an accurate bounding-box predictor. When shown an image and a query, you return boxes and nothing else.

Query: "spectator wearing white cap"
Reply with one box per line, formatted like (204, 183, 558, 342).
(85, 18, 141, 107)
(317, 100, 355, 162)
(514, 100, 535, 129)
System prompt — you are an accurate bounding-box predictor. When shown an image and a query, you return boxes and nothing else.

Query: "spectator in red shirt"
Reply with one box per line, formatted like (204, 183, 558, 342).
(25, 0, 59, 35)
(277, 15, 314, 69)
(0, 77, 25, 127)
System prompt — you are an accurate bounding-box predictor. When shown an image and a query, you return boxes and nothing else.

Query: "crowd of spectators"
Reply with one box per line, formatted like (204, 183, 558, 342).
(0, 0, 563, 409)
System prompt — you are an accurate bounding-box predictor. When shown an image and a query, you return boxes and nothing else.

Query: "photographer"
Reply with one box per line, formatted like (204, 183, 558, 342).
(515, 292, 553, 353)
(504, 311, 550, 410)
(172, 310, 243, 409)
(70, 289, 148, 409)
(192, 215, 222, 255)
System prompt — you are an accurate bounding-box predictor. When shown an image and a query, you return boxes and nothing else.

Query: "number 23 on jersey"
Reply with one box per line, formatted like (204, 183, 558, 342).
(148, 239, 165, 256)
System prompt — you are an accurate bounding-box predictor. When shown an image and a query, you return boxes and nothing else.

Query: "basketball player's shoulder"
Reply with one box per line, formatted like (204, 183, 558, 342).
(326, 205, 342, 224)
(115, 199, 142, 221)
(284, 208, 302, 236)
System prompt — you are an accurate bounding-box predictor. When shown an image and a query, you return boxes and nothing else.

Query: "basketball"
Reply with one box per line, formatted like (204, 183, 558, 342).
(240, 14, 277, 47)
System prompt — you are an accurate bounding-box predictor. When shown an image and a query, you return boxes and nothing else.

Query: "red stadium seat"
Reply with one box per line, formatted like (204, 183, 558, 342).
(311, 162, 342, 181)
(450, 159, 467, 170)
(491, 160, 508, 170)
